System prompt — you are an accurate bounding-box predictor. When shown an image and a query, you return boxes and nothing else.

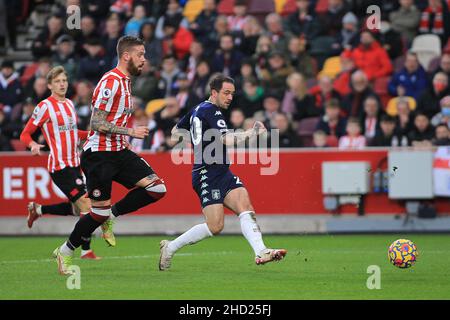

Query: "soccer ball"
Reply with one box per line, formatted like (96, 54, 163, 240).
(388, 239, 418, 268)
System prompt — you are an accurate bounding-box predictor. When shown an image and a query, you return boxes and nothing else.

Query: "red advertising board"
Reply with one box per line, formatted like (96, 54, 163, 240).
(1, 150, 449, 216)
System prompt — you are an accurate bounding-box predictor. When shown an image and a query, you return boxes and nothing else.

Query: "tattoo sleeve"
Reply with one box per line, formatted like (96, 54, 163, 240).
(90, 108, 129, 135)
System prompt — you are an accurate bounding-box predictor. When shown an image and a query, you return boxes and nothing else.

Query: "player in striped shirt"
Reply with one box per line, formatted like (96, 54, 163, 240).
(53, 36, 167, 275)
(20, 66, 110, 260)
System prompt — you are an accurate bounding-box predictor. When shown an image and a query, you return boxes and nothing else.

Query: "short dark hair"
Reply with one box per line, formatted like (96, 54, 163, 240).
(380, 114, 396, 123)
(209, 74, 235, 92)
(116, 36, 145, 58)
(436, 123, 449, 130)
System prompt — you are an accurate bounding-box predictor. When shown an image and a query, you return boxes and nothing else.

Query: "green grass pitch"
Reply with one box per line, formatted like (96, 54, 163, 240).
(0, 234, 449, 300)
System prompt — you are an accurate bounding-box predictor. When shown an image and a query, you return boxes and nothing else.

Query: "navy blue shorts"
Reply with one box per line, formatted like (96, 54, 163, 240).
(192, 167, 244, 208)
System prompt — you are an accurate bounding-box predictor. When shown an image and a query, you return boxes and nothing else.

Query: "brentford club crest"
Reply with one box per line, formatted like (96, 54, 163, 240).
(92, 189, 101, 198)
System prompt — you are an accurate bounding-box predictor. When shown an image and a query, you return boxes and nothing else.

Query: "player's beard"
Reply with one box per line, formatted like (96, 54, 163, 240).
(127, 60, 142, 76)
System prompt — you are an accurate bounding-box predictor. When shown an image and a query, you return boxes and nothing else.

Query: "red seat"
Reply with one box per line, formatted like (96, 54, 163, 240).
(315, 0, 328, 14)
(373, 76, 392, 108)
(248, 0, 275, 14)
(280, 0, 296, 16)
(217, 0, 235, 15)
(297, 117, 320, 147)
(326, 135, 339, 147)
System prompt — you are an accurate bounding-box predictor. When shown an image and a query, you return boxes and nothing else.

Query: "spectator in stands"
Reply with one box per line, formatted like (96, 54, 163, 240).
(202, 15, 229, 58)
(370, 114, 398, 147)
(212, 33, 243, 78)
(227, 0, 249, 33)
(431, 52, 450, 79)
(189, 0, 218, 47)
(339, 117, 366, 149)
(173, 72, 200, 116)
(132, 60, 161, 103)
(431, 95, 450, 128)
(110, 0, 133, 17)
(235, 77, 264, 118)
(272, 112, 302, 148)
(155, 0, 189, 40)
(260, 50, 293, 95)
(319, 0, 351, 37)
(124, 5, 147, 37)
(264, 13, 290, 52)
(334, 11, 359, 51)
(386, 95, 417, 116)
(253, 35, 273, 77)
(282, 72, 309, 115)
(394, 98, 414, 145)
(312, 130, 330, 148)
(52, 35, 78, 82)
(316, 99, 347, 138)
(418, 0, 450, 45)
(254, 92, 282, 129)
(32, 14, 66, 59)
(408, 112, 435, 147)
(30, 77, 50, 103)
(0, 60, 23, 116)
(309, 75, 341, 111)
(287, 35, 316, 79)
(360, 95, 384, 143)
(129, 108, 165, 152)
(343, 70, 377, 117)
(74, 15, 101, 56)
(73, 80, 93, 130)
(76, 37, 108, 84)
(239, 16, 263, 57)
(350, 30, 393, 81)
(191, 60, 211, 101)
(24, 57, 52, 99)
(333, 50, 356, 97)
(102, 14, 123, 69)
(158, 55, 182, 98)
(230, 108, 246, 130)
(388, 51, 429, 101)
(378, 19, 404, 60)
(417, 72, 450, 118)
(284, 0, 320, 41)
(82, 0, 110, 24)
(153, 96, 182, 138)
(432, 123, 450, 145)
(161, 19, 194, 60)
(389, 0, 421, 44)
(0, 107, 13, 151)
(234, 59, 257, 91)
(180, 40, 205, 82)
(140, 20, 163, 67)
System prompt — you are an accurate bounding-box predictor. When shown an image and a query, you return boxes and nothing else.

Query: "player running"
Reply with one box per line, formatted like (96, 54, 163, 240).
(159, 74, 287, 270)
(53, 36, 167, 275)
(19, 66, 111, 260)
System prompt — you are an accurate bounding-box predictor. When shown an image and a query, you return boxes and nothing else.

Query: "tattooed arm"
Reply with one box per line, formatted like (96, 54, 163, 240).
(90, 108, 149, 139)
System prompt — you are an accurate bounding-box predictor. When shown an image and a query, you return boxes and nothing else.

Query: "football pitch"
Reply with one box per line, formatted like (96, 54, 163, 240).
(1, 234, 449, 300)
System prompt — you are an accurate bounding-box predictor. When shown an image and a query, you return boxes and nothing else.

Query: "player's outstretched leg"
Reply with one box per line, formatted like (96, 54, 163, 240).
(27, 201, 73, 228)
(53, 205, 110, 274)
(225, 188, 287, 265)
(159, 204, 222, 271)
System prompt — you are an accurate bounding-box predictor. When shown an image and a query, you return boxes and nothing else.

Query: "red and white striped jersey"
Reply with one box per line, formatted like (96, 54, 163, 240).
(83, 67, 133, 152)
(31, 96, 81, 172)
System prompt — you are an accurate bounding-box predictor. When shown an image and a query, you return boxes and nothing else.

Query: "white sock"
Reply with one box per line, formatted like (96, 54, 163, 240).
(167, 223, 213, 254)
(239, 211, 266, 256)
(60, 242, 74, 256)
(36, 205, 42, 215)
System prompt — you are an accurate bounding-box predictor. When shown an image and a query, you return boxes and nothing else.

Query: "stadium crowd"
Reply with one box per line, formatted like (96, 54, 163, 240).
(1, 0, 450, 152)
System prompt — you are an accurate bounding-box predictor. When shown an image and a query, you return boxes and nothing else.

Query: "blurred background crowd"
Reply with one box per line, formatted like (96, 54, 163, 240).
(1, 0, 450, 152)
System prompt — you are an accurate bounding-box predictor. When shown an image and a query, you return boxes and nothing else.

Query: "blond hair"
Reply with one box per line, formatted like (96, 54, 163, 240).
(46, 66, 67, 84)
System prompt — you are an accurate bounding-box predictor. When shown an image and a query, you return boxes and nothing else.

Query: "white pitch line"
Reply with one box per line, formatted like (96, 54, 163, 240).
(0, 251, 235, 265)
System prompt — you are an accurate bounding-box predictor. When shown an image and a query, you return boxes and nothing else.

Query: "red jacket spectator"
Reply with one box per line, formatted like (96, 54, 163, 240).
(350, 32, 393, 81)
(172, 26, 194, 60)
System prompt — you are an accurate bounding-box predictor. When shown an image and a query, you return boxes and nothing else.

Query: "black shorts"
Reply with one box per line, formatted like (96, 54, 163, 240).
(50, 166, 87, 202)
(81, 148, 155, 201)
